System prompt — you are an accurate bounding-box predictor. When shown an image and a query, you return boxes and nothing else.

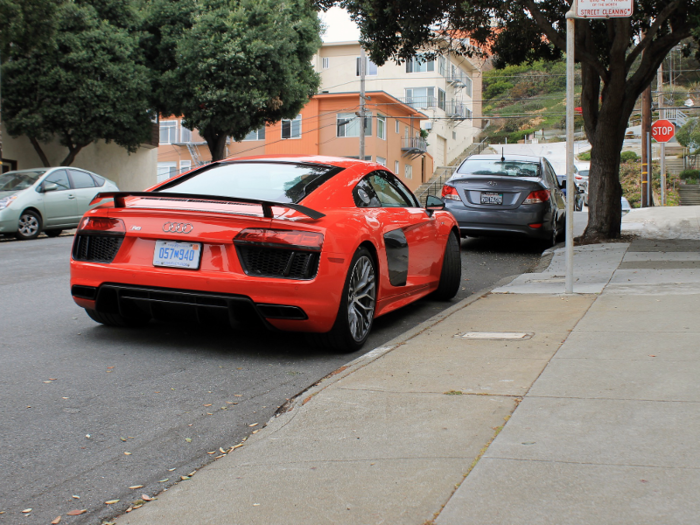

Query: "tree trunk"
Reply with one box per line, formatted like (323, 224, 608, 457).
(61, 143, 87, 166)
(202, 128, 227, 162)
(29, 136, 51, 167)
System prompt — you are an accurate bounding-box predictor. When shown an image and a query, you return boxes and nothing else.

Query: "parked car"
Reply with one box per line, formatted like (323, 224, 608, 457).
(0, 167, 119, 240)
(441, 154, 566, 246)
(621, 196, 631, 215)
(70, 156, 461, 352)
(575, 161, 590, 205)
(551, 162, 585, 211)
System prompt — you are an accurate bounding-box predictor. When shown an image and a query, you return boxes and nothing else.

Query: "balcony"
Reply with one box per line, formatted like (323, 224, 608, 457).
(445, 101, 472, 120)
(401, 137, 428, 158)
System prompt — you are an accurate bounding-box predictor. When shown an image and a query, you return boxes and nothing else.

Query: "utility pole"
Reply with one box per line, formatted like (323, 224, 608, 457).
(564, 5, 575, 294)
(641, 84, 652, 207)
(359, 47, 366, 161)
(658, 63, 665, 206)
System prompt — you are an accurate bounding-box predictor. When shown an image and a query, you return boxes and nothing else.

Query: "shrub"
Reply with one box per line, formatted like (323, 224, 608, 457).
(620, 151, 638, 162)
(578, 151, 591, 161)
(679, 169, 700, 181)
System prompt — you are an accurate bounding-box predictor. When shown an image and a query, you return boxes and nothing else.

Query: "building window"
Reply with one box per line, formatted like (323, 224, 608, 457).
(157, 162, 177, 182)
(405, 164, 413, 179)
(464, 75, 473, 97)
(394, 160, 400, 174)
(438, 88, 446, 111)
(405, 87, 435, 109)
(159, 121, 177, 144)
(377, 114, 386, 140)
(180, 160, 192, 174)
(282, 115, 302, 139)
(395, 119, 399, 134)
(438, 56, 446, 77)
(243, 127, 266, 141)
(322, 57, 329, 69)
(377, 156, 387, 166)
(406, 55, 434, 73)
(452, 131, 457, 140)
(356, 56, 378, 76)
(337, 112, 372, 137)
(180, 123, 192, 143)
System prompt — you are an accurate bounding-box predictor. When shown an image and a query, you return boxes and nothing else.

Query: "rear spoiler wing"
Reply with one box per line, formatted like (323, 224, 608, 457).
(90, 192, 326, 220)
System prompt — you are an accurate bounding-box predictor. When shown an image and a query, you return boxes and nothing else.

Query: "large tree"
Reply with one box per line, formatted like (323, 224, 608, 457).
(319, 0, 700, 241)
(143, 0, 322, 161)
(1, 0, 153, 166)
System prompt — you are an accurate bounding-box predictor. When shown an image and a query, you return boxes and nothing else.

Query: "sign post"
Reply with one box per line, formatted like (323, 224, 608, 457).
(564, 0, 633, 294)
(652, 119, 675, 207)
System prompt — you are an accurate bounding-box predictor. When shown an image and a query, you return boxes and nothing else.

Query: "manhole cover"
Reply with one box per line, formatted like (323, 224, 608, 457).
(459, 332, 533, 340)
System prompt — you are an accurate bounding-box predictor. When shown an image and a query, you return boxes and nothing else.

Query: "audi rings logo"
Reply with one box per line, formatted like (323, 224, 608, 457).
(163, 222, 194, 234)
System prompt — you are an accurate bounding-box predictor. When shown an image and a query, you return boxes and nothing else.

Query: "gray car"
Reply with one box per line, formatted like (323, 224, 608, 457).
(0, 167, 119, 240)
(442, 154, 567, 246)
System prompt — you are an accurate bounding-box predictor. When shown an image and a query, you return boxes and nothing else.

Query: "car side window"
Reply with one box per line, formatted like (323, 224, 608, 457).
(544, 162, 558, 189)
(69, 169, 97, 189)
(353, 177, 382, 208)
(43, 170, 71, 191)
(380, 171, 420, 207)
(366, 171, 415, 208)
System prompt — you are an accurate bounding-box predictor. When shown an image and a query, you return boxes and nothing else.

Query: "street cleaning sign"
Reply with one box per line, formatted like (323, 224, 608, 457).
(576, 0, 633, 18)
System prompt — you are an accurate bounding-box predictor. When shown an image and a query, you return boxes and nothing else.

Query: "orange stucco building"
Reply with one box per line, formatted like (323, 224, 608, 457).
(157, 91, 433, 193)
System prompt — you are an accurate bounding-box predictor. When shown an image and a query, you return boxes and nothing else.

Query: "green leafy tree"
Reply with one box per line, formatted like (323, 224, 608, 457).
(319, 0, 700, 241)
(1, 0, 153, 166)
(144, 0, 322, 161)
(675, 118, 700, 152)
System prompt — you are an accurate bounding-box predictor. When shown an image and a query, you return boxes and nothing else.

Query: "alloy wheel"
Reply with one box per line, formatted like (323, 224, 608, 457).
(19, 214, 39, 237)
(346, 255, 376, 342)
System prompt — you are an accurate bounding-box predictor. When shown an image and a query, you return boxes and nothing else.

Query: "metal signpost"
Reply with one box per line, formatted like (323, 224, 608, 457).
(564, 0, 633, 294)
(651, 119, 675, 206)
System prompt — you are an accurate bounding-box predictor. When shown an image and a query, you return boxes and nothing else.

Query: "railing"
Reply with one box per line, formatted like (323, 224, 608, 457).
(401, 137, 428, 153)
(401, 96, 440, 111)
(447, 72, 473, 96)
(445, 101, 472, 120)
(663, 108, 688, 128)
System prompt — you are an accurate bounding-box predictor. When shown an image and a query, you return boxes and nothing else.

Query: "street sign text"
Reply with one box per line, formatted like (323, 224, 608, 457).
(576, 0, 633, 18)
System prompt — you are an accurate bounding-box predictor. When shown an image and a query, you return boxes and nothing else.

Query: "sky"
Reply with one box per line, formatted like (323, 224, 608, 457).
(319, 7, 360, 42)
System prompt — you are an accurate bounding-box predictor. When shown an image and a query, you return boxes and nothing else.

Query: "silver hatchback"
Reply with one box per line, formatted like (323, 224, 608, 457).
(0, 167, 119, 240)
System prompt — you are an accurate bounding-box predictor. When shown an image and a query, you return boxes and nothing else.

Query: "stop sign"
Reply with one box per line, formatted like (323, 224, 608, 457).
(651, 119, 675, 143)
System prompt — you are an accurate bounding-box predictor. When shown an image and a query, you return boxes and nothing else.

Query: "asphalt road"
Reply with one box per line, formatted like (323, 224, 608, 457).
(0, 232, 546, 525)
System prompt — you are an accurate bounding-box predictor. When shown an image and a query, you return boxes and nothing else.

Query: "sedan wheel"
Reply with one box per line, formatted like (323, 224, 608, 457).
(16, 210, 42, 240)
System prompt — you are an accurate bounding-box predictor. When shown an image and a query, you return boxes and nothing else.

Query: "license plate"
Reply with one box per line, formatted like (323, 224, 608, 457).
(481, 192, 503, 205)
(153, 240, 202, 270)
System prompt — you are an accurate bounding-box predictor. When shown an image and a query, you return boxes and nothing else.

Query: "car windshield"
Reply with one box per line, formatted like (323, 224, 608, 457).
(0, 169, 47, 191)
(156, 162, 340, 203)
(457, 159, 541, 178)
(579, 170, 589, 177)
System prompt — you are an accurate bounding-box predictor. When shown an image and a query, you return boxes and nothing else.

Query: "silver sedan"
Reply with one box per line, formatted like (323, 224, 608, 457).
(0, 167, 119, 240)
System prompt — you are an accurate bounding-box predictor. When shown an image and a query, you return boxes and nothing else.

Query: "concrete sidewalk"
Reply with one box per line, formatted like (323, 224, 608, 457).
(117, 207, 700, 525)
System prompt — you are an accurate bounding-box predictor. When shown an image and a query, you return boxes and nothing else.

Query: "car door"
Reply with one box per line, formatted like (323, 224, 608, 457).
(544, 160, 566, 223)
(364, 171, 440, 286)
(68, 169, 100, 216)
(40, 169, 79, 227)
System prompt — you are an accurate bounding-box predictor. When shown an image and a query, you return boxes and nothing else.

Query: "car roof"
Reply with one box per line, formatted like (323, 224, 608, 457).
(219, 154, 374, 170)
(462, 154, 544, 162)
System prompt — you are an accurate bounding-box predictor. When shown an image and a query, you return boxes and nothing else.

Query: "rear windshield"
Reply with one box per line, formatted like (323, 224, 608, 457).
(156, 162, 339, 204)
(0, 169, 47, 191)
(457, 160, 541, 178)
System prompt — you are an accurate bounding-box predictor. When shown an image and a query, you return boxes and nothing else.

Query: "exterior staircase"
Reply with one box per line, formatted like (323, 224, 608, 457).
(415, 138, 490, 205)
(664, 157, 685, 176)
(679, 185, 700, 206)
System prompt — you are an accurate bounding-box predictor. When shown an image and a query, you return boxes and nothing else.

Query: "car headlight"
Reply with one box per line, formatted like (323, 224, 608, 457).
(0, 195, 18, 210)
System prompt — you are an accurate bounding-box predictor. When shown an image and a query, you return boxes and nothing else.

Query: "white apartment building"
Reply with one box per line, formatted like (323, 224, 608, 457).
(315, 41, 483, 168)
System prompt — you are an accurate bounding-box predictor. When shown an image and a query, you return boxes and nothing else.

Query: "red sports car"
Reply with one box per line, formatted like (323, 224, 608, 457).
(70, 156, 461, 351)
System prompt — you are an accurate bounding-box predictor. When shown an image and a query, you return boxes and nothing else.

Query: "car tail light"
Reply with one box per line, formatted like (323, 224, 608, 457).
(234, 228, 324, 251)
(523, 190, 551, 204)
(78, 217, 126, 233)
(528, 223, 543, 229)
(441, 184, 460, 201)
(575, 174, 584, 181)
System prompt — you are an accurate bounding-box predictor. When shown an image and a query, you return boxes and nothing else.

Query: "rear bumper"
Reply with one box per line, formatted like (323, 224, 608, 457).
(445, 202, 554, 239)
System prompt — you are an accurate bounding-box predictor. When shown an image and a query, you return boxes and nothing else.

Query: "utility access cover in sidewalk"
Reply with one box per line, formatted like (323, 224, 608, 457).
(459, 332, 533, 340)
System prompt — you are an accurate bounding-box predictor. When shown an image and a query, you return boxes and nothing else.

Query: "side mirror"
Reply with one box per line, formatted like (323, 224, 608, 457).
(42, 182, 59, 192)
(425, 195, 445, 216)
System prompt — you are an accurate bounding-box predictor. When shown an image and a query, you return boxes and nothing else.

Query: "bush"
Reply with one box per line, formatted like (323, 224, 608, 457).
(679, 169, 700, 181)
(578, 151, 591, 161)
(620, 151, 638, 162)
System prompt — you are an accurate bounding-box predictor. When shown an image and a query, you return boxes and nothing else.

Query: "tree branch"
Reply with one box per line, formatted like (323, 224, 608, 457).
(28, 137, 51, 167)
(523, 0, 609, 83)
(625, 0, 682, 70)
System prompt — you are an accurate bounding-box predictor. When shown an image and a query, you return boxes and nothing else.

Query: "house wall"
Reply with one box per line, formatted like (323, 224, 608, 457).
(316, 41, 482, 168)
(1, 123, 158, 191)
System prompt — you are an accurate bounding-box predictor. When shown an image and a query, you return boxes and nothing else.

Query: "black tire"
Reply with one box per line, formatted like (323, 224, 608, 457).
(86, 308, 150, 327)
(309, 246, 376, 353)
(44, 229, 63, 238)
(16, 210, 42, 240)
(433, 232, 461, 300)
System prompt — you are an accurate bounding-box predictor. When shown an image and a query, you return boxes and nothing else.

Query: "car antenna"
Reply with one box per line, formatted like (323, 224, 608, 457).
(501, 148, 505, 162)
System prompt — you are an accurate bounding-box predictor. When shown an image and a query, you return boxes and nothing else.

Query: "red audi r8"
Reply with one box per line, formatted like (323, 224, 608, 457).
(70, 156, 461, 352)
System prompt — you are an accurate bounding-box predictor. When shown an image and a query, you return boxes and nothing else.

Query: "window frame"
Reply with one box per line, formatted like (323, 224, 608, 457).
(377, 114, 386, 140)
(356, 56, 378, 76)
(159, 121, 177, 144)
(243, 127, 266, 141)
(322, 57, 329, 69)
(337, 112, 372, 138)
(281, 115, 302, 140)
